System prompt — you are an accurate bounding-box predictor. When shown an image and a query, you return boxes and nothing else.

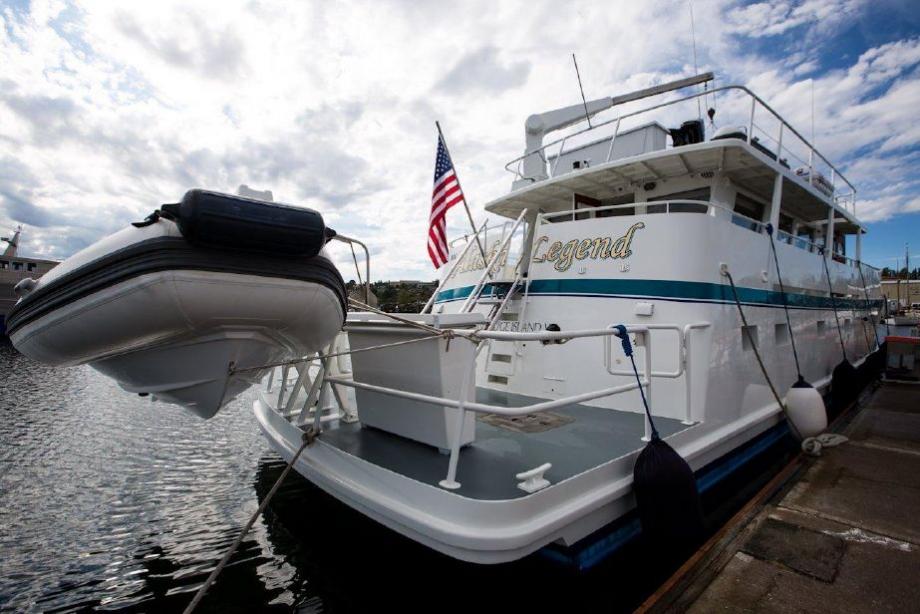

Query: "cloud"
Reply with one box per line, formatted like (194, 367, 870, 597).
(112, 9, 247, 80)
(727, 0, 865, 39)
(0, 0, 917, 275)
(436, 46, 531, 94)
(0, 189, 54, 228)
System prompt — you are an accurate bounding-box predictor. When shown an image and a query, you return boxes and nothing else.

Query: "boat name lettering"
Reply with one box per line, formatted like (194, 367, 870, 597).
(492, 321, 547, 333)
(454, 243, 509, 274)
(531, 222, 645, 272)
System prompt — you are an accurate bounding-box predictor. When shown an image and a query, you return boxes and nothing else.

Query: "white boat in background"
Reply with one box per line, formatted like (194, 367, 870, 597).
(1, 227, 58, 336)
(8, 190, 347, 418)
(252, 73, 884, 565)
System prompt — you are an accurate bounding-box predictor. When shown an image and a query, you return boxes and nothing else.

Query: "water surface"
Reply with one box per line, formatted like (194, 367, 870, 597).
(0, 340, 801, 613)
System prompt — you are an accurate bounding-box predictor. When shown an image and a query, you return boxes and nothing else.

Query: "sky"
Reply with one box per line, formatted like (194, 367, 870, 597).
(1, 0, 919, 280)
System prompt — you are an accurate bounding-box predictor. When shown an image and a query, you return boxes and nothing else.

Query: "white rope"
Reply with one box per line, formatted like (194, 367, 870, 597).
(233, 298, 484, 375)
(183, 429, 316, 613)
(801, 433, 848, 457)
(230, 333, 447, 374)
(347, 298, 445, 335)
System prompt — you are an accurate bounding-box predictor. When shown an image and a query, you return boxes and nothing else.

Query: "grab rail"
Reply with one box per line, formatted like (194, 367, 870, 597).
(505, 84, 856, 216)
(460, 209, 528, 312)
(422, 220, 487, 313)
(316, 322, 709, 489)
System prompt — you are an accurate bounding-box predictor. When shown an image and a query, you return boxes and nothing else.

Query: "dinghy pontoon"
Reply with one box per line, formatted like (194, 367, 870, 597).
(8, 190, 347, 417)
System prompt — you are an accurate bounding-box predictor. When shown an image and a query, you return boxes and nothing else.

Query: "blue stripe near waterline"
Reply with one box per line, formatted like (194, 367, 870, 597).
(539, 420, 795, 571)
(435, 279, 882, 311)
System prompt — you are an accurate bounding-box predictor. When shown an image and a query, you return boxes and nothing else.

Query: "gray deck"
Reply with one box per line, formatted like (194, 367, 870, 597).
(318, 388, 691, 500)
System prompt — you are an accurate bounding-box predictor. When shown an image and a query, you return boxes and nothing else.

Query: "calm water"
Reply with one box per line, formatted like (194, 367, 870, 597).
(1, 340, 800, 613)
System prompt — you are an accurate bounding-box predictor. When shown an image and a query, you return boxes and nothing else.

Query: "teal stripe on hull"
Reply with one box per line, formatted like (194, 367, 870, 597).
(435, 279, 881, 311)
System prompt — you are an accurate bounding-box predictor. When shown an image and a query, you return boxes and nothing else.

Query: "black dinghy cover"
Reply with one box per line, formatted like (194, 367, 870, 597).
(162, 189, 332, 256)
(7, 190, 348, 336)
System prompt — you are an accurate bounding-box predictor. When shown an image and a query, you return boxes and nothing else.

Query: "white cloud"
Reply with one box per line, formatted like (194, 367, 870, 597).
(0, 0, 918, 276)
(726, 0, 865, 39)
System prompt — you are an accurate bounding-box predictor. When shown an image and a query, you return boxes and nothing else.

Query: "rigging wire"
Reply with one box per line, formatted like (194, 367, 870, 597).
(183, 431, 316, 614)
(766, 224, 803, 379)
(688, 0, 702, 120)
(820, 248, 848, 362)
(722, 267, 803, 441)
(856, 260, 880, 351)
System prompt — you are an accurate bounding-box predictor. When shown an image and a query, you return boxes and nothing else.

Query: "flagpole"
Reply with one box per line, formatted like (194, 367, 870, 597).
(435, 121, 489, 269)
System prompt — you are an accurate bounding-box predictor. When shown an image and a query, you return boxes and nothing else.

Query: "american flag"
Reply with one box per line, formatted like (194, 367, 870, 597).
(428, 134, 465, 268)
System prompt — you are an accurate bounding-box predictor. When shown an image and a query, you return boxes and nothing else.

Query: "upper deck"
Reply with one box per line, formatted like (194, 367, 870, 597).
(486, 84, 860, 235)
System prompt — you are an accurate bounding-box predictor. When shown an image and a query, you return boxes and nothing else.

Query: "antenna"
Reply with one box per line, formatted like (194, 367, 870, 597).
(689, 0, 702, 120)
(811, 79, 815, 145)
(572, 53, 592, 128)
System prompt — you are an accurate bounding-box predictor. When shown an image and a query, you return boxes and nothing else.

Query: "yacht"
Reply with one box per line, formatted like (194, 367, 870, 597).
(9, 73, 884, 567)
(252, 74, 883, 565)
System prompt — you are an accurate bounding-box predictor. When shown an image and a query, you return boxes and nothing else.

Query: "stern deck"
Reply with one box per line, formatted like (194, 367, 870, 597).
(319, 387, 692, 500)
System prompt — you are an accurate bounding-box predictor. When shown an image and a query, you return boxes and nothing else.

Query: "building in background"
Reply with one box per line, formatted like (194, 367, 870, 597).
(1, 228, 58, 336)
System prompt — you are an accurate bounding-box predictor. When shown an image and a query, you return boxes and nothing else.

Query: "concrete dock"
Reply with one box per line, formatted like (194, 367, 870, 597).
(641, 381, 920, 613)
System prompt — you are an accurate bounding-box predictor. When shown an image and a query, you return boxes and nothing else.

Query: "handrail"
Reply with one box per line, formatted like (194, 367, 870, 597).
(272, 321, 712, 490)
(533, 199, 877, 270)
(460, 209, 527, 312)
(504, 84, 856, 213)
(539, 199, 715, 222)
(332, 234, 371, 304)
(422, 220, 487, 313)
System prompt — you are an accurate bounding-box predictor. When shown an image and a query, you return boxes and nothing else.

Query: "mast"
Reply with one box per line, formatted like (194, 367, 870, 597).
(1, 226, 20, 258)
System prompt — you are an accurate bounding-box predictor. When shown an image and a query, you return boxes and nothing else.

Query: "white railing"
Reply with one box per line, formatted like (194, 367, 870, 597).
(536, 199, 874, 269)
(460, 210, 528, 312)
(504, 84, 857, 217)
(603, 322, 710, 428)
(424, 215, 530, 313)
(272, 322, 709, 491)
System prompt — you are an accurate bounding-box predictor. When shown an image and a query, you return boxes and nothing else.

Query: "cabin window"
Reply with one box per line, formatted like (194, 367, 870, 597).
(27, 263, 36, 271)
(12, 262, 22, 271)
(596, 193, 636, 218)
(779, 213, 794, 233)
(796, 228, 816, 251)
(488, 375, 509, 385)
(649, 187, 711, 202)
(775, 323, 790, 345)
(668, 202, 709, 213)
(741, 325, 758, 351)
(573, 193, 602, 221)
(0, 260, 7, 269)
(734, 193, 765, 219)
(491, 354, 513, 363)
(732, 193, 765, 231)
(646, 188, 709, 215)
(816, 320, 826, 334)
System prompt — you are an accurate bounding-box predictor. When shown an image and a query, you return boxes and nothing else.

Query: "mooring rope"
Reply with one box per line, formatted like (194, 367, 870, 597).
(183, 429, 317, 614)
(347, 298, 445, 335)
(766, 225, 803, 379)
(230, 333, 446, 375)
(856, 260, 880, 350)
(722, 268, 803, 441)
(819, 248, 848, 363)
(613, 324, 659, 440)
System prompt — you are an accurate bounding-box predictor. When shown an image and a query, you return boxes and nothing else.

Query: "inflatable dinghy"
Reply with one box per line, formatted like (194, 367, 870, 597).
(7, 190, 347, 418)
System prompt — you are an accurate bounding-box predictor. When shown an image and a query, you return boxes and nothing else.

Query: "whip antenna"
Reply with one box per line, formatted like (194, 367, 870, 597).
(572, 53, 592, 128)
(689, 1, 702, 119)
